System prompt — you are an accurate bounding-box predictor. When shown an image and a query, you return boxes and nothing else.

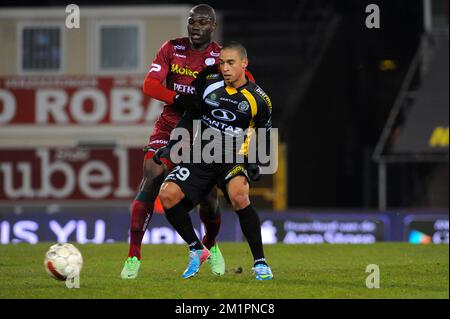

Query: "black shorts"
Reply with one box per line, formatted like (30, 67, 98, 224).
(164, 162, 250, 206)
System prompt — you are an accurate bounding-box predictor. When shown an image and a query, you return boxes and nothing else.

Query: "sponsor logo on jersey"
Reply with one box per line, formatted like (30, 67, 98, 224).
(202, 115, 243, 135)
(205, 58, 216, 66)
(174, 83, 195, 94)
(149, 139, 169, 145)
(210, 51, 220, 57)
(149, 63, 162, 73)
(170, 64, 199, 78)
(174, 45, 186, 50)
(205, 98, 220, 107)
(211, 109, 237, 122)
(220, 97, 239, 105)
(238, 101, 250, 112)
(224, 165, 248, 181)
(206, 74, 220, 80)
(255, 86, 272, 108)
(174, 53, 186, 58)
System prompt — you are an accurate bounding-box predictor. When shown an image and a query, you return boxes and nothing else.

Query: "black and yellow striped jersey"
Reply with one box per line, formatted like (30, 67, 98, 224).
(190, 67, 272, 158)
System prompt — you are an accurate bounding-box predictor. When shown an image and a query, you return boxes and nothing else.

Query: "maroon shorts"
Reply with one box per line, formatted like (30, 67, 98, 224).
(144, 119, 176, 170)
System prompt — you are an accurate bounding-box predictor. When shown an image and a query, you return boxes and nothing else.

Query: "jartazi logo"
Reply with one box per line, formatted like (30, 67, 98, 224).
(201, 116, 242, 135)
(211, 109, 236, 122)
(220, 97, 238, 105)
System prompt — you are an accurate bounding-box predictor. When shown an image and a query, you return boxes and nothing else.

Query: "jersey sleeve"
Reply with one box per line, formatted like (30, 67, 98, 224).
(252, 90, 273, 166)
(254, 92, 272, 132)
(142, 40, 177, 104)
(142, 77, 177, 104)
(146, 40, 173, 82)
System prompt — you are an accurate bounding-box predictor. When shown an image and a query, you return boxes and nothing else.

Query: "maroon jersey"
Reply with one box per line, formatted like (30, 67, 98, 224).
(147, 37, 221, 128)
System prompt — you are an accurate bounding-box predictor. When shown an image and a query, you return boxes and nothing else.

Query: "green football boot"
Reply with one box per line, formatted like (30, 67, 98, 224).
(208, 243, 225, 276)
(120, 256, 141, 279)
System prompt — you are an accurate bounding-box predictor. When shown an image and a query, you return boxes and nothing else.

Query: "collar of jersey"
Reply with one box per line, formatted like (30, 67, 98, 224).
(225, 79, 249, 95)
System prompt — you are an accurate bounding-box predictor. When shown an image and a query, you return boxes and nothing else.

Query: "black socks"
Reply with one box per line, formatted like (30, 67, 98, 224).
(164, 199, 203, 251)
(236, 205, 267, 266)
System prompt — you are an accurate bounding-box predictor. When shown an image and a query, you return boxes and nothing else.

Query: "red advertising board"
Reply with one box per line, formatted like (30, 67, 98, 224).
(0, 76, 160, 126)
(1, 76, 166, 208)
(1, 147, 143, 201)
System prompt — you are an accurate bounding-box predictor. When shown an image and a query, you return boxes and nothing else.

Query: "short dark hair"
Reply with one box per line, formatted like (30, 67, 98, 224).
(221, 41, 247, 59)
(189, 4, 216, 23)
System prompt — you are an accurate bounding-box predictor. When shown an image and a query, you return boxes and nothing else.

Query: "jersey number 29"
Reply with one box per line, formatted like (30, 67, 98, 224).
(167, 166, 190, 181)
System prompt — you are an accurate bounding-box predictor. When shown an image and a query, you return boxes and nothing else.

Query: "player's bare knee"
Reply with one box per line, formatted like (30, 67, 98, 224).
(229, 192, 250, 211)
(159, 182, 183, 209)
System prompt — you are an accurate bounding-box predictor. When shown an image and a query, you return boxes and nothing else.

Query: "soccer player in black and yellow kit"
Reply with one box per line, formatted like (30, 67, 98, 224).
(154, 42, 274, 280)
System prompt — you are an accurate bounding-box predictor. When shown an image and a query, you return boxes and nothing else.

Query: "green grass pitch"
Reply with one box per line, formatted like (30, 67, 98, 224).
(0, 243, 448, 299)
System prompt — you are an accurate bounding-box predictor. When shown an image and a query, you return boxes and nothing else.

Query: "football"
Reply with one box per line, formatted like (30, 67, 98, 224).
(44, 243, 83, 281)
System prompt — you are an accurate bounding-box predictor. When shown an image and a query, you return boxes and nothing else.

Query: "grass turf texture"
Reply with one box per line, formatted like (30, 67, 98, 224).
(0, 243, 448, 299)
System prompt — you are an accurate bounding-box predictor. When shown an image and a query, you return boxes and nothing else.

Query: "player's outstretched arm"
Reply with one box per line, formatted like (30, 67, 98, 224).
(142, 40, 180, 104)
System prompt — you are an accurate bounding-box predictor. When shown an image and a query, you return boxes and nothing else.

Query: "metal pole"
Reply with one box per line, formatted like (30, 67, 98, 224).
(423, 0, 432, 33)
(378, 161, 387, 211)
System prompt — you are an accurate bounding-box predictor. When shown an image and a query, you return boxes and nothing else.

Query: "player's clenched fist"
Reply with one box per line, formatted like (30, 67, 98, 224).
(173, 94, 202, 115)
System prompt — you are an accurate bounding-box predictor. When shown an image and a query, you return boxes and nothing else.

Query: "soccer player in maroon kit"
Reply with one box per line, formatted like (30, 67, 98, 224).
(121, 4, 226, 279)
